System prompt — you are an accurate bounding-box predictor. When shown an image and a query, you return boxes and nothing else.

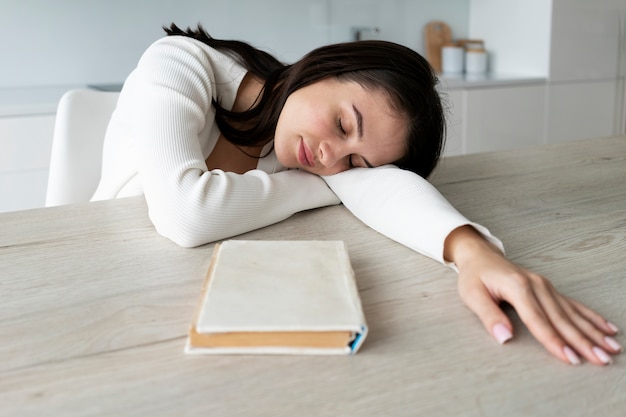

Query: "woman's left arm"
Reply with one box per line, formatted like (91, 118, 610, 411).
(323, 165, 622, 365)
(446, 225, 621, 366)
(322, 165, 503, 264)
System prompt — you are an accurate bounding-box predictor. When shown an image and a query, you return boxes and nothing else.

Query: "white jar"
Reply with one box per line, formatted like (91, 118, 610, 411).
(441, 45, 464, 74)
(465, 48, 488, 74)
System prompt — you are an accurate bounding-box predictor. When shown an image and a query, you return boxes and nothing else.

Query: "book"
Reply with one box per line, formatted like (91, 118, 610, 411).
(185, 240, 368, 355)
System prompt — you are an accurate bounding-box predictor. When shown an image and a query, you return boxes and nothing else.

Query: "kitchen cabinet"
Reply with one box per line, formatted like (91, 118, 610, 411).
(440, 76, 548, 156)
(549, 0, 622, 83)
(464, 84, 546, 154)
(469, 0, 626, 143)
(544, 0, 625, 142)
(546, 80, 618, 143)
(441, 89, 464, 156)
(0, 86, 69, 213)
(0, 115, 55, 213)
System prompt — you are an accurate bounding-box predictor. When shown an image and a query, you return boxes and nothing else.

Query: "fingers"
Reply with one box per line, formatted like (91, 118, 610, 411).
(522, 279, 602, 365)
(455, 248, 621, 366)
(501, 275, 577, 364)
(556, 295, 623, 356)
(566, 296, 620, 335)
(458, 276, 513, 345)
(570, 299, 623, 354)
(507, 272, 622, 366)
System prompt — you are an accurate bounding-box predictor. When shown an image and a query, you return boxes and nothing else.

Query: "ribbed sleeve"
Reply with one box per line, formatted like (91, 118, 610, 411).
(92, 36, 340, 247)
(323, 166, 504, 266)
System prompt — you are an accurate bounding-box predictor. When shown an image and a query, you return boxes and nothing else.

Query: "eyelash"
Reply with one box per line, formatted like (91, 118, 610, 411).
(336, 117, 346, 135)
(336, 118, 356, 167)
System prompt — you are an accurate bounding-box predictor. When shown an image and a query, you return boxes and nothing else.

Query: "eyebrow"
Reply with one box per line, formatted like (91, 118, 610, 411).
(353, 104, 364, 139)
(352, 105, 373, 168)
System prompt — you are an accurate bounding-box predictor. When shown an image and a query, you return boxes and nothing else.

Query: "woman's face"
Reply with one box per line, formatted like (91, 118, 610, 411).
(274, 77, 408, 176)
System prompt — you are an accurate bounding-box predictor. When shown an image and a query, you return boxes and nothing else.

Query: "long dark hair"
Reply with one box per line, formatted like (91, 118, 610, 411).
(163, 23, 445, 178)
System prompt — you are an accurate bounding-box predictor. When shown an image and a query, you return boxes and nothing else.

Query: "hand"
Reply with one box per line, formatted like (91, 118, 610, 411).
(444, 226, 622, 366)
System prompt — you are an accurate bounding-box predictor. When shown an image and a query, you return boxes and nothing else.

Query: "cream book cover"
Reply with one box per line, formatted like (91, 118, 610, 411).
(185, 240, 368, 355)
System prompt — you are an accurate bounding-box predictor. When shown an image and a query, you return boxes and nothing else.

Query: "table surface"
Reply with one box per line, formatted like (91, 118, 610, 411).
(1, 136, 625, 417)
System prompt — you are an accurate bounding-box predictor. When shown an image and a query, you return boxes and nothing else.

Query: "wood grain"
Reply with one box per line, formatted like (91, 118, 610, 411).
(1, 137, 625, 417)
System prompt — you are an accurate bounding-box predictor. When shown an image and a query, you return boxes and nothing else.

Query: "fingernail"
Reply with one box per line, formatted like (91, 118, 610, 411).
(492, 323, 512, 345)
(604, 336, 623, 352)
(563, 346, 581, 366)
(607, 321, 619, 333)
(592, 346, 613, 365)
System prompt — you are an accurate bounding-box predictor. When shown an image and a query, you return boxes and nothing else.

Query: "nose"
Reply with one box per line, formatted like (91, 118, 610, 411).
(319, 138, 348, 168)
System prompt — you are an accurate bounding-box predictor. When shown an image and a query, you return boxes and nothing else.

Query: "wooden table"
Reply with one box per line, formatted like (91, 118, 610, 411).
(1, 136, 625, 417)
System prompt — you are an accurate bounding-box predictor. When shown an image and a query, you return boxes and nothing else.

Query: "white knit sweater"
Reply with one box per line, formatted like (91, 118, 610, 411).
(92, 36, 503, 266)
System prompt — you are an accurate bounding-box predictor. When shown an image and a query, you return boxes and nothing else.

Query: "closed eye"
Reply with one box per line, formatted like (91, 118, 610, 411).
(338, 116, 373, 169)
(336, 117, 346, 135)
(349, 154, 374, 169)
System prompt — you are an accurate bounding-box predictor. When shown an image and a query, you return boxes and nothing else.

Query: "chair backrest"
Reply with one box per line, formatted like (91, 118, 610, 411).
(45, 89, 120, 207)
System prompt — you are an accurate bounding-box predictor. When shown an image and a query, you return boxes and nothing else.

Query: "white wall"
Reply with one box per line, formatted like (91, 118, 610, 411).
(468, 0, 552, 76)
(0, 0, 470, 89)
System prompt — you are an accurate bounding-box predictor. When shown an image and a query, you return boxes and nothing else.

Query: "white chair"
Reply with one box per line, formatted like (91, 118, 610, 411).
(45, 89, 120, 207)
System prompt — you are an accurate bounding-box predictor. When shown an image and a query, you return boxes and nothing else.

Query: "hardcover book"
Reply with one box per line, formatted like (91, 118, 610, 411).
(185, 240, 368, 355)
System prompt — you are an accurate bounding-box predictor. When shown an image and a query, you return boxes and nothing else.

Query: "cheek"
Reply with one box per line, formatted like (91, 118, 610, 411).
(273, 134, 293, 167)
(307, 108, 333, 137)
(273, 110, 295, 163)
(285, 95, 328, 138)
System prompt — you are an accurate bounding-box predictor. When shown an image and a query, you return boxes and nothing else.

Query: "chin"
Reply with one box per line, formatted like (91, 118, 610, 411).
(299, 166, 318, 175)
(273, 147, 289, 168)
(304, 166, 339, 176)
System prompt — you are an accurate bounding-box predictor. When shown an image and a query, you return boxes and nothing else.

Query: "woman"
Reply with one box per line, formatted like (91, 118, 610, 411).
(92, 24, 621, 365)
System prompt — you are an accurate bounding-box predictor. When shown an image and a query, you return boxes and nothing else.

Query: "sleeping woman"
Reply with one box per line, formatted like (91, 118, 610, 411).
(92, 24, 622, 366)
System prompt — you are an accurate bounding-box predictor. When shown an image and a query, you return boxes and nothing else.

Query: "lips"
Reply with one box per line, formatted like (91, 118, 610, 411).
(298, 138, 315, 167)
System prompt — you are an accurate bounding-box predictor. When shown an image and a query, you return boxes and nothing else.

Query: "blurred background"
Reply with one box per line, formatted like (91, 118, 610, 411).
(1, 0, 625, 212)
(1, 0, 474, 88)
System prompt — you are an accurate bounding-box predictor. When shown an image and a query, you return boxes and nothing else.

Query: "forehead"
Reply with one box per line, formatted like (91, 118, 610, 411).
(350, 85, 408, 164)
(357, 86, 408, 134)
(344, 79, 405, 124)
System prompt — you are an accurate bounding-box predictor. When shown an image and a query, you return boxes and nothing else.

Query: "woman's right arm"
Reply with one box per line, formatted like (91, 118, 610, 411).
(117, 37, 340, 246)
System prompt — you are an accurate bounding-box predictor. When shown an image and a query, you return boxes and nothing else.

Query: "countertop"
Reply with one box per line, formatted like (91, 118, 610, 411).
(0, 84, 122, 117)
(439, 72, 546, 90)
(0, 75, 544, 118)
